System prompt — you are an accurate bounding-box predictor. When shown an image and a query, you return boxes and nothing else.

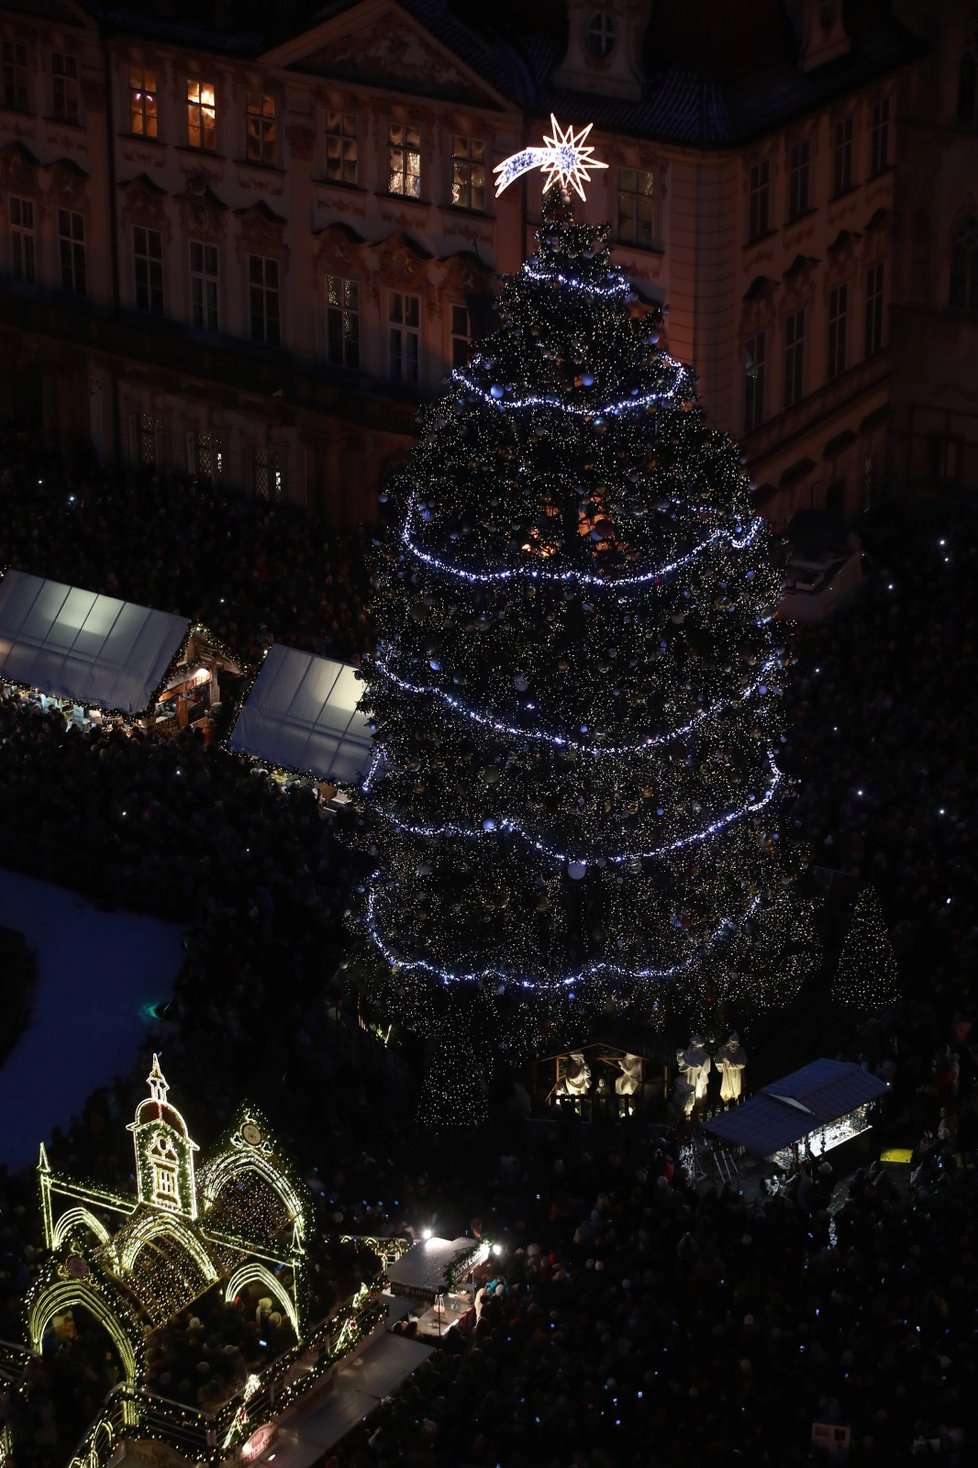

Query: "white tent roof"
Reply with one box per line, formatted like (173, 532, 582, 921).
(229, 643, 373, 784)
(0, 569, 190, 715)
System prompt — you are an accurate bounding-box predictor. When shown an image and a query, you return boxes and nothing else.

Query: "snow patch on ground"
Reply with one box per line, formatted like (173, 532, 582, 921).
(0, 869, 185, 1171)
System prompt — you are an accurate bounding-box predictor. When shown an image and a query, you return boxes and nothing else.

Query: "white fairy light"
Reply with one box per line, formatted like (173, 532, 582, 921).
(493, 115, 609, 200)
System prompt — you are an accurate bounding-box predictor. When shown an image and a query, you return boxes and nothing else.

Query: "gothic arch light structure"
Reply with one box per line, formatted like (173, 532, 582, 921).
(51, 1206, 111, 1250)
(21, 1061, 385, 1467)
(224, 1262, 299, 1337)
(27, 1278, 140, 1388)
(200, 1146, 309, 1245)
(116, 1210, 219, 1282)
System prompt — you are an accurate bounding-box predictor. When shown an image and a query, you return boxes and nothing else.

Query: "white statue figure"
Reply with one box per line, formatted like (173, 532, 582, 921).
(677, 1035, 712, 1107)
(715, 1032, 748, 1104)
(614, 1053, 643, 1096)
(556, 1052, 591, 1097)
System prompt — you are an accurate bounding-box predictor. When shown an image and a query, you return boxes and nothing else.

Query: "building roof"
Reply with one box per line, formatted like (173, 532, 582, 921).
(0, 569, 189, 716)
(512, 0, 920, 146)
(80, 1, 922, 146)
(705, 1058, 888, 1158)
(228, 643, 373, 784)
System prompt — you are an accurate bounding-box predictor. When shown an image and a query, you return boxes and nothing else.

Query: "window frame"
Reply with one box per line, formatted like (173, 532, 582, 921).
(783, 306, 805, 410)
(0, 39, 29, 112)
(245, 91, 277, 165)
(324, 273, 360, 368)
(744, 330, 766, 433)
(864, 260, 885, 357)
(587, 12, 617, 59)
(747, 159, 771, 243)
(827, 282, 849, 380)
(248, 252, 281, 346)
(133, 224, 164, 315)
(870, 98, 890, 176)
(950, 218, 978, 312)
(186, 78, 216, 152)
(51, 52, 80, 125)
(832, 116, 853, 197)
(958, 35, 977, 124)
(189, 238, 219, 331)
(324, 109, 358, 186)
(8, 195, 35, 283)
(388, 122, 422, 199)
(787, 138, 811, 222)
(450, 302, 472, 368)
(388, 288, 421, 384)
(617, 166, 657, 249)
(58, 207, 86, 295)
(128, 65, 159, 140)
(450, 134, 486, 212)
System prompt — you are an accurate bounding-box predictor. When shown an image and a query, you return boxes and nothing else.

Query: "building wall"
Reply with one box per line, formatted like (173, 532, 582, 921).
(890, 0, 978, 501)
(0, 1, 926, 533)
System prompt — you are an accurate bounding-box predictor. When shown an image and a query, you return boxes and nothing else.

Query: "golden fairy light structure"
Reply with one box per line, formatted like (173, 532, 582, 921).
(18, 1058, 400, 1468)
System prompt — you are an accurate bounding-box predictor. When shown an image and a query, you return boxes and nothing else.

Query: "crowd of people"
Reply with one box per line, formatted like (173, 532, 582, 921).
(0, 436, 976, 1464)
(0, 440, 374, 668)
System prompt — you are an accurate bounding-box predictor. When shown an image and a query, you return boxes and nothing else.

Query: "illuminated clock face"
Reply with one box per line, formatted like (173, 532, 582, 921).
(242, 1122, 262, 1146)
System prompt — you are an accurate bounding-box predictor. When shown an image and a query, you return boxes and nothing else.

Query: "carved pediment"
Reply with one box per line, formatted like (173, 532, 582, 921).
(0, 141, 41, 193)
(235, 200, 289, 263)
(49, 156, 88, 205)
(315, 221, 365, 273)
(269, 10, 504, 108)
(440, 249, 493, 295)
(371, 230, 431, 287)
(118, 172, 168, 231)
(176, 172, 228, 240)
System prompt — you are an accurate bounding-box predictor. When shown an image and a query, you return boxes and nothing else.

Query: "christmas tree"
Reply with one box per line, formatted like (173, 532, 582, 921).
(832, 885, 899, 1016)
(351, 127, 801, 1075)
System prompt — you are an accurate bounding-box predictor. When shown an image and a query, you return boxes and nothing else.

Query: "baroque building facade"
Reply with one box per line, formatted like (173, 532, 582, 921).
(0, 0, 957, 530)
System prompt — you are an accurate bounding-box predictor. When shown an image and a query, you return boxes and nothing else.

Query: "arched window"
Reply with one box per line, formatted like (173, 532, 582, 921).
(950, 217, 978, 311)
(958, 34, 977, 123)
(587, 12, 616, 59)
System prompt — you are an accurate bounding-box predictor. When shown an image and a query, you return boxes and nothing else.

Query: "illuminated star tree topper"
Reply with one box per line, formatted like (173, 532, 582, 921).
(494, 115, 609, 200)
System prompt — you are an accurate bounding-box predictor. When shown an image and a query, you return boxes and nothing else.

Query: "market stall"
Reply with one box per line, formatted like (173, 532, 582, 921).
(704, 1058, 888, 1168)
(0, 568, 241, 733)
(386, 1237, 488, 1340)
(227, 642, 372, 789)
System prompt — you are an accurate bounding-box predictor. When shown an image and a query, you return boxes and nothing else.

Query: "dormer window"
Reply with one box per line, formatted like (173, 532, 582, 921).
(587, 12, 616, 59)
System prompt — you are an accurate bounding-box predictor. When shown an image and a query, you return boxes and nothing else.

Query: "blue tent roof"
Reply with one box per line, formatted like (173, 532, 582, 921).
(705, 1059, 887, 1159)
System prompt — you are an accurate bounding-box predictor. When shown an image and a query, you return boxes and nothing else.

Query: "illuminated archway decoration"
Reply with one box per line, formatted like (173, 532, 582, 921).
(118, 1210, 219, 1282)
(201, 1151, 307, 1244)
(28, 1280, 139, 1386)
(51, 1207, 112, 1250)
(224, 1262, 299, 1338)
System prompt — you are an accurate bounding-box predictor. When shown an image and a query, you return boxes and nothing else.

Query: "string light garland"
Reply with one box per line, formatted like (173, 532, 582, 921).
(371, 649, 783, 756)
(349, 166, 808, 1082)
(364, 875, 763, 987)
(372, 753, 783, 867)
(400, 492, 765, 586)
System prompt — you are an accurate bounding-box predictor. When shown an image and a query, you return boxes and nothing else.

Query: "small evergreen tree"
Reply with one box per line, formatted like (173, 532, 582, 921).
(832, 885, 899, 1016)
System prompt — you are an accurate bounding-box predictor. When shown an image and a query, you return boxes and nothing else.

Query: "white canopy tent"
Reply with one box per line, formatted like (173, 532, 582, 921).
(229, 643, 373, 784)
(0, 569, 190, 716)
